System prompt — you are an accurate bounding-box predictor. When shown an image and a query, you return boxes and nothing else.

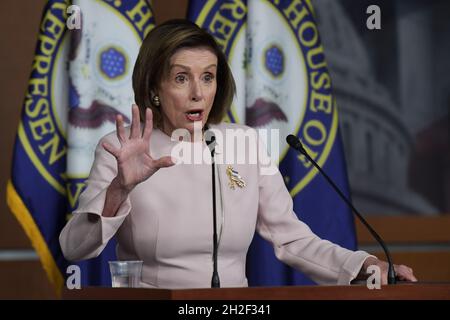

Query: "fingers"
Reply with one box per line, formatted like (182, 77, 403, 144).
(102, 142, 119, 158)
(130, 104, 141, 139)
(153, 156, 176, 169)
(116, 114, 127, 144)
(380, 266, 388, 285)
(365, 260, 418, 284)
(395, 264, 418, 282)
(142, 107, 153, 141)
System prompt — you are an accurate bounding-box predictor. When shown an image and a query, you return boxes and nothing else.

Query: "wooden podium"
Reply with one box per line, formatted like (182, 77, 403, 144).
(62, 283, 450, 300)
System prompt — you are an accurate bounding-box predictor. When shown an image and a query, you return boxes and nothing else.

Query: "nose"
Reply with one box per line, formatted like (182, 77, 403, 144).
(190, 79, 203, 102)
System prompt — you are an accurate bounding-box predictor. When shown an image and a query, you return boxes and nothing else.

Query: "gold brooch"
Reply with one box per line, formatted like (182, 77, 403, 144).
(226, 165, 246, 189)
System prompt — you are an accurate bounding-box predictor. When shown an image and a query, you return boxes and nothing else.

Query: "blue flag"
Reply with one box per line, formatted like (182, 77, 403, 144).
(7, 0, 155, 294)
(188, 0, 357, 285)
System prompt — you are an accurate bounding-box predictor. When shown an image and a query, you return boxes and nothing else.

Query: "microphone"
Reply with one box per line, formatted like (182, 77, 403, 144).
(206, 131, 220, 288)
(286, 134, 397, 284)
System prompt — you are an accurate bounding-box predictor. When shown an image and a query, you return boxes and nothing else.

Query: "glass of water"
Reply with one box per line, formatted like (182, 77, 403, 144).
(108, 260, 143, 288)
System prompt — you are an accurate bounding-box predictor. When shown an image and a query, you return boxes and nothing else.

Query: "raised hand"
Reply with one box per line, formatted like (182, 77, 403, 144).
(102, 104, 175, 193)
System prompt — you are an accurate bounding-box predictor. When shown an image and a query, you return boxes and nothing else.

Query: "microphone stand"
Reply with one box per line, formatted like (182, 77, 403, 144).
(286, 135, 397, 284)
(207, 135, 220, 288)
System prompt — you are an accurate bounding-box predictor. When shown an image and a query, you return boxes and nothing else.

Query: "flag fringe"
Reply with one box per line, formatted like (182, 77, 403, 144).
(6, 180, 64, 297)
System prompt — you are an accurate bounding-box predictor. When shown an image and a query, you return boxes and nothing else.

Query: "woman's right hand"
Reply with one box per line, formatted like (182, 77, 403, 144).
(102, 104, 175, 194)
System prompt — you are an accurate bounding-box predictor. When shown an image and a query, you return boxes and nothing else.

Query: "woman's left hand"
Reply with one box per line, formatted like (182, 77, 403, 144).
(362, 256, 418, 284)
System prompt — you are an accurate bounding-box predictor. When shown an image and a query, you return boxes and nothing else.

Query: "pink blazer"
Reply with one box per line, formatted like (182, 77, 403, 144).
(59, 122, 372, 288)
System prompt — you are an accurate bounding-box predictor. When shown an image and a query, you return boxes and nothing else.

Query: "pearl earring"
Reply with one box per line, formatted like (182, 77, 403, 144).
(152, 95, 160, 107)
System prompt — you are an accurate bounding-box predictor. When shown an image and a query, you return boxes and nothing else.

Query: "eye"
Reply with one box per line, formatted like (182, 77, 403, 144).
(203, 73, 215, 83)
(175, 74, 187, 83)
